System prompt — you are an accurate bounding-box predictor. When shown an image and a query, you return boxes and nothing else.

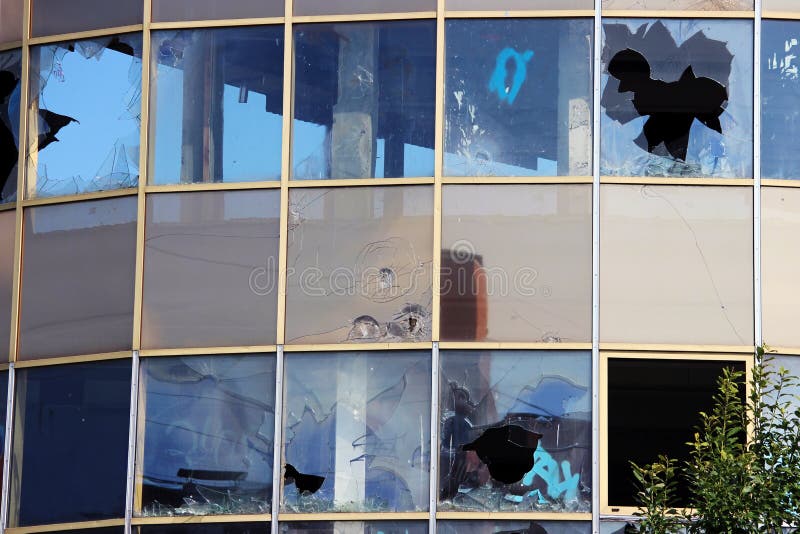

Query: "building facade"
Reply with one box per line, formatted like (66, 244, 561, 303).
(0, 0, 797, 533)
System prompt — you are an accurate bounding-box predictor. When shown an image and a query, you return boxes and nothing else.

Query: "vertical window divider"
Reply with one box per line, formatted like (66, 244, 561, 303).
(431, 0, 445, 345)
(592, 0, 602, 532)
(271, 345, 285, 534)
(0, 365, 15, 533)
(754, 0, 763, 354)
(124, 351, 141, 534)
(429, 342, 439, 532)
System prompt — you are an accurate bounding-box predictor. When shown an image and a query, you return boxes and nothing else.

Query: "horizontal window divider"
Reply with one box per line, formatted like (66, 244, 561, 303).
(442, 176, 593, 184)
(139, 345, 279, 357)
(438, 341, 592, 350)
(130, 514, 271, 525)
(600, 10, 755, 18)
(288, 177, 435, 188)
(600, 176, 754, 186)
(761, 178, 800, 187)
(283, 342, 434, 352)
(444, 10, 595, 18)
(290, 12, 437, 24)
(28, 25, 145, 46)
(0, 41, 22, 52)
(435, 511, 592, 520)
(762, 11, 800, 20)
(761, 346, 800, 356)
(0, 203, 15, 212)
(144, 181, 281, 193)
(0, 363, 8, 371)
(13, 350, 134, 368)
(6, 518, 125, 534)
(278, 512, 430, 521)
(600, 348, 755, 359)
(21, 188, 138, 207)
(149, 17, 285, 30)
(599, 504, 641, 517)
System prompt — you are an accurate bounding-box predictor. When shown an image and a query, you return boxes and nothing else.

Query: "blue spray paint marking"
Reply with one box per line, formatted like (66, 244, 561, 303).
(488, 47, 534, 105)
(521, 447, 581, 502)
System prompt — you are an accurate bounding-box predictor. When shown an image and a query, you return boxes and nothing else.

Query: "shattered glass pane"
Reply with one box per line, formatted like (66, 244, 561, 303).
(445, 19, 593, 177)
(137, 355, 276, 517)
(285, 186, 433, 344)
(603, 0, 752, 8)
(19, 196, 138, 360)
(295, 0, 434, 15)
(292, 21, 435, 180)
(762, 20, 800, 179)
(282, 351, 431, 513)
(280, 522, 428, 533)
(447, 0, 591, 8)
(439, 521, 590, 534)
(153, 0, 283, 22)
(27, 33, 142, 198)
(608, 358, 745, 507)
(142, 190, 280, 349)
(150, 27, 283, 185)
(600, 185, 753, 345)
(9, 360, 131, 527)
(601, 19, 753, 178)
(0, 48, 20, 203)
(0, 211, 13, 362)
(32, 0, 142, 37)
(441, 185, 592, 342)
(136, 525, 268, 534)
(0, 0, 23, 43)
(439, 351, 591, 513)
(762, 188, 800, 347)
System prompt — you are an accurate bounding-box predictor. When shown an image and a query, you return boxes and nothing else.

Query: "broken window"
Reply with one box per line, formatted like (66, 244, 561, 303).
(0, 0, 22, 43)
(294, 0, 434, 15)
(0, 48, 20, 203)
(136, 354, 276, 517)
(447, 0, 591, 9)
(280, 522, 428, 534)
(9, 360, 131, 527)
(19, 196, 138, 360)
(31, 0, 142, 37)
(0, 211, 13, 361)
(135, 525, 268, 534)
(445, 19, 593, 177)
(601, 19, 753, 178)
(603, 0, 752, 9)
(441, 185, 592, 342)
(27, 33, 142, 198)
(292, 21, 435, 180)
(142, 190, 280, 349)
(762, 188, 800, 347)
(607, 358, 746, 508)
(438, 521, 590, 534)
(600, 185, 753, 345)
(282, 351, 431, 513)
(762, 20, 800, 179)
(150, 27, 284, 185)
(152, 0, 283, 22)
(439, 351, 592, 513)
(285, 186, 433, 344)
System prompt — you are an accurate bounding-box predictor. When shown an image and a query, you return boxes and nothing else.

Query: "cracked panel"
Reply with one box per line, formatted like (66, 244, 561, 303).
(285, 186, 433, 344)
(441, 185, 592, 343)
(0, 211, 13, 362)
(603, 0, 751, 8)
(136, 525, 268, 534)
(281, 351, 431, 513)
(600, 185, 753, 346)
(31, 0, 142, 37)
(444, 19, 593, 177)
(9, 360, 131, 527)
(607, 358, 745, 508)
(762, 20, 800, 179)
(0, 48, 20, 204)
(19, 196, 138, 360)
(136, 355, 276, 517)
(438, 351, 592, 513)
(27, 33, 142, 199)
(601, 19, 753, 178)
(0, 0, 22, 43)
(439, 521, 590, 534)
(149, 27, 283, 185)
(153, 0, 283, 22)
(280, 522, 428, 533)
(295, 0, 434, 15)
(761, 188, 800, 347)
(142, 190, 280, 349)
(292, 21, 435, 180)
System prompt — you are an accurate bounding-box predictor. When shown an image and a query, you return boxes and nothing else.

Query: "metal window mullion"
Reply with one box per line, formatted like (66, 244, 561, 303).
(429, 342, 439, 534)
(591, 0, 602, 531)
(271, 345, 285, 534)
(754, 0, 763, 353)
(124, 351, 141, 534)
(0, 365, 16, 533)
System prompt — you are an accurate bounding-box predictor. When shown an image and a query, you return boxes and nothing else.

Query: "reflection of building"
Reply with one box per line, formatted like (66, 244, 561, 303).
(0, 1, 798, 534)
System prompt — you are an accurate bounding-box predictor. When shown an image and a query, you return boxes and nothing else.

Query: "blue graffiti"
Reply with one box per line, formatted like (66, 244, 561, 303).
(521, 446, 581, 502)
(488, 47, 534, 105)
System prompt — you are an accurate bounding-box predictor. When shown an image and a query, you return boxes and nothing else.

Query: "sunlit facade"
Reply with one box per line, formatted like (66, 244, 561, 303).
(0, 0, 797, 533)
